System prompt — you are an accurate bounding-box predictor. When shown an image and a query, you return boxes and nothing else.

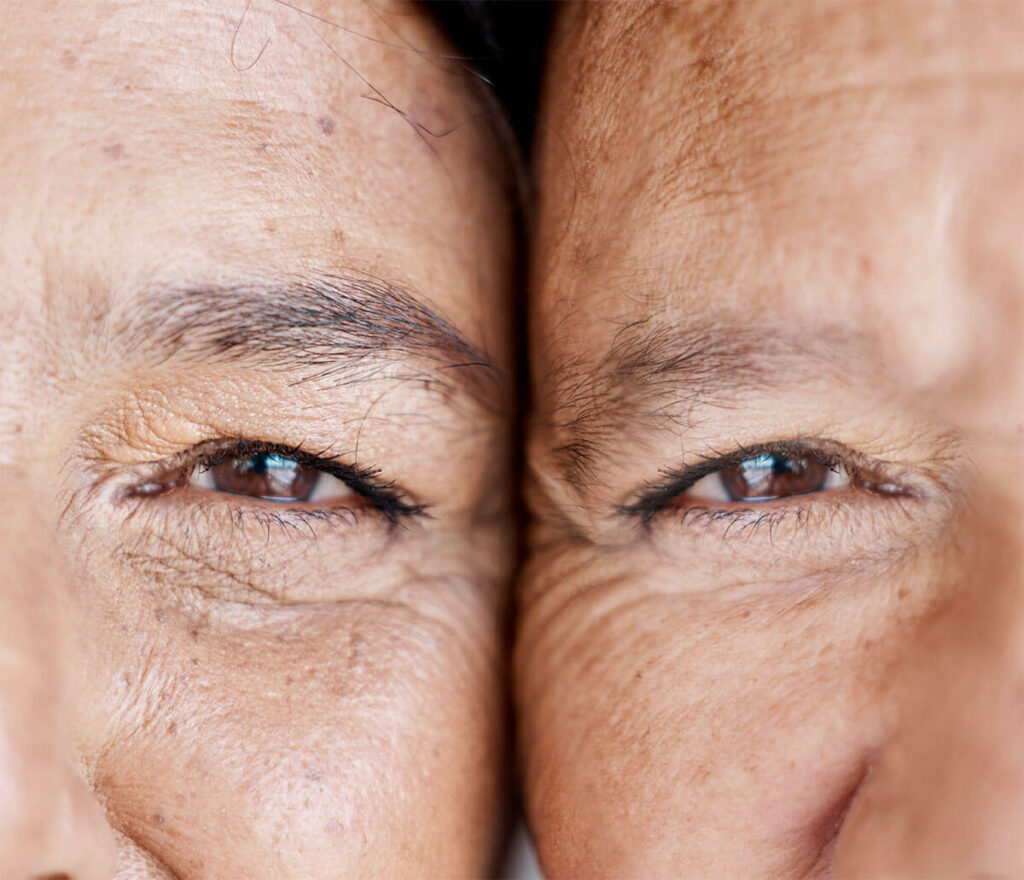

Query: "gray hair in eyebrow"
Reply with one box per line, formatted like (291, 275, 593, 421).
(115, 274, 500, 407)
(538, 316, 870, 492)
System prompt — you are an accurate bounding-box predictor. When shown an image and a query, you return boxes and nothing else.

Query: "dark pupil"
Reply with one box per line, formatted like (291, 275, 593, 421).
(719, 454, 829, 502)
(209, 453, 319, 501)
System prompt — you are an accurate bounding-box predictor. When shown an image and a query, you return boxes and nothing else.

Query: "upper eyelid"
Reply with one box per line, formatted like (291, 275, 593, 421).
(646, 438, 843, 491)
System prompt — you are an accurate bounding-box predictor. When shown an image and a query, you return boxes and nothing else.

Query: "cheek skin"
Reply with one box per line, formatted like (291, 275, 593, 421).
(833, 487, 1024, 877)
(516, 543, 949, 878)
(70, 584, 503, 877)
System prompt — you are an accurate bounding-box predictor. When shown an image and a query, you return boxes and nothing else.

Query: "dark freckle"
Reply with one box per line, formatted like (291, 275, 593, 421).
(191, 656, 199, 666)
(102, 142, 126, 161)
(189, 627, 199, 640)
(60, 49, 78, 69)
(153, 813, 166, 826)
(120, 625, 128, 634)
(332, 229, 346, 246)
(167, 721, 177, 734)
(318, 116, 335, 136)
(256, 142, 271, 153)
(285, 675, 293, 685)
(154, 607, 165, 623)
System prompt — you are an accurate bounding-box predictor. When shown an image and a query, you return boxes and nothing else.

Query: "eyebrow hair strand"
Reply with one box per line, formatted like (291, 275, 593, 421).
(540, 315, 872, 491)
(112, 273, 500, 406)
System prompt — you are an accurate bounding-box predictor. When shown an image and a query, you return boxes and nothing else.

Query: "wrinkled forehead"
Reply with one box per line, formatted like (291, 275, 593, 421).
(0, 0, 507, 327)
(1, 0, 479, 147)
(533, 1, 1023, 329)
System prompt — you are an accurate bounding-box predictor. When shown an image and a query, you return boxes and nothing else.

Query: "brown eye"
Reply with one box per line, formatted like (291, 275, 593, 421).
(719, 455, 831, 501)
(198, 453, 321, 501)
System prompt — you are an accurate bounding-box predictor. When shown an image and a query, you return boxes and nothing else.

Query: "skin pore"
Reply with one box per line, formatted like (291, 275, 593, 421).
(520, 2, 1023, 877)
(0, 1, 513, 877)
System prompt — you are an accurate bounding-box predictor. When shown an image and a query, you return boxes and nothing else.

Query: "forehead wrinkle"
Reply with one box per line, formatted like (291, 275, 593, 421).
(543, 1, 1024, 278)
(7, 0, 492, 172)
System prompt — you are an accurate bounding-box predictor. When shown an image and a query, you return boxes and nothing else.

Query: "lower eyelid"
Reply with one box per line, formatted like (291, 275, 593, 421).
(121, 485, 382, 544)
(648, 489, 936, 578)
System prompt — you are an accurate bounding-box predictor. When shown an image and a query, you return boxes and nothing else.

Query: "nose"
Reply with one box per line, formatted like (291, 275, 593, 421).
(1, 468, 116, 880)
(834, 502, 1024, 877)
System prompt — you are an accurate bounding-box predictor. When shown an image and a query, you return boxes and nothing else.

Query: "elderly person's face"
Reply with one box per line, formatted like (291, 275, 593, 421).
(521, 2, 1023, 877)
(0, 1, 512, 876)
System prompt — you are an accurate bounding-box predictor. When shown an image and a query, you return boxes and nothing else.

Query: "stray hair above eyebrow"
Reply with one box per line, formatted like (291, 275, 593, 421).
(114, 273, 499, 404)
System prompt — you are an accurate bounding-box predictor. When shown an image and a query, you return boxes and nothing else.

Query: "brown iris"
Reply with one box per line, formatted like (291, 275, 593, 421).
(719, 454, 830, 502)
(207, 453, 320, 501)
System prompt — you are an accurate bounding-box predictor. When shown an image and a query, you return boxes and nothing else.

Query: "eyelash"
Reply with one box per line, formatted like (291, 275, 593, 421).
(620, 439, 909, 528)
(128, 438, 426, 525)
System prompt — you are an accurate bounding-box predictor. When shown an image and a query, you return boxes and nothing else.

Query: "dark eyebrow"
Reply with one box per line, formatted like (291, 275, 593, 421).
(540, 316, 872, 491)
(113, 273, 500, 407)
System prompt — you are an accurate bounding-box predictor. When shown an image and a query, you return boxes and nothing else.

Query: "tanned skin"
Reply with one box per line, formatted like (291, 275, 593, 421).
(520, 3, 1024, 877)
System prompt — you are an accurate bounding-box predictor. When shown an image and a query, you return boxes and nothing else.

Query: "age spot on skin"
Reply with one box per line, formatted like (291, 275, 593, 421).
(60, 49, 78, 70)
(318, 116, 335, 136)
(102, 142, 125, 161)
